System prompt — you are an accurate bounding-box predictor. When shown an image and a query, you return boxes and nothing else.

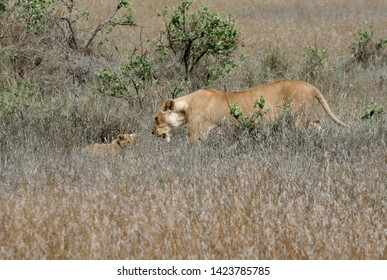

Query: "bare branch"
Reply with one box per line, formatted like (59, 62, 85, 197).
(60, 17, 78, 49)
(84, 6, 121, 49)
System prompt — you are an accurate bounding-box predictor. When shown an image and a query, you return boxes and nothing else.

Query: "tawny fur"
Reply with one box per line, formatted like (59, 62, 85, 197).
(85, 133, 136, 155)
(152, 80, 348, 143)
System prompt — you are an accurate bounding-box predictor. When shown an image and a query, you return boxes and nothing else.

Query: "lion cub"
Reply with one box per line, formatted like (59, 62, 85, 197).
(85, 133, 136, 155)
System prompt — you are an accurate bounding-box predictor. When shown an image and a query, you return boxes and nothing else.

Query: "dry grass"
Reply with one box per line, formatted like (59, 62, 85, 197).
(0, 0, 386, 259)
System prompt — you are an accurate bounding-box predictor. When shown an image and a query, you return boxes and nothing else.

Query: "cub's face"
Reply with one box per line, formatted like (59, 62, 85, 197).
(116, 133, 136, 148)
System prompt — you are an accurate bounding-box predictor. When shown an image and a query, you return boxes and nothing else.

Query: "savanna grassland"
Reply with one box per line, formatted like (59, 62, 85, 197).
(0, 0, 386, 259)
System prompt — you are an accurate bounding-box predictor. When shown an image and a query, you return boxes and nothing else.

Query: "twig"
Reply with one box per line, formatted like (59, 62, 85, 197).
(84, 6, 121, 49)
(60, 17, 78, 49)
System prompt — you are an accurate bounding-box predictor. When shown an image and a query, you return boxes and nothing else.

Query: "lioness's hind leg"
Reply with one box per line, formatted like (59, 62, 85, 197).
(293, 103, 315, 129)
(311, 119, 322, 131)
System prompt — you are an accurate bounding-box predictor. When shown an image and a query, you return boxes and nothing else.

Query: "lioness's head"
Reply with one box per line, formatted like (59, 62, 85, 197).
(152, 99, 186, 143)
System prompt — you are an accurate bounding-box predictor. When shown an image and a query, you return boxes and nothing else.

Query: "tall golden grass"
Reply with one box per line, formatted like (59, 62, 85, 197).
(0, 0, 386, 259)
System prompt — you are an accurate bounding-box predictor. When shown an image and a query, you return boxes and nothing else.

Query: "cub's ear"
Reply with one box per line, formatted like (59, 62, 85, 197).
(117, 134, 124, 141)
(164, 99, 175, 111)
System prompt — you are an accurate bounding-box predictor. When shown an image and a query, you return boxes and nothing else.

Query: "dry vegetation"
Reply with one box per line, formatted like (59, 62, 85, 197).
(0, 0, 386, 259)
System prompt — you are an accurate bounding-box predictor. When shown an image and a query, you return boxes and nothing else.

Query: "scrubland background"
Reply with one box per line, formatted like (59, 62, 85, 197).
(0, 0, 386, 259)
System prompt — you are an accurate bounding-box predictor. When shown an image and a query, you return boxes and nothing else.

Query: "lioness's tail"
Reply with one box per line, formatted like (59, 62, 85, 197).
(312, 86, 349, 128)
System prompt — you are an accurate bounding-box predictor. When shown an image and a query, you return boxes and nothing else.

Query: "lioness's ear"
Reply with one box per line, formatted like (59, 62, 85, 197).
(164, 99, 175, 111)
(117, 134, 124, 141)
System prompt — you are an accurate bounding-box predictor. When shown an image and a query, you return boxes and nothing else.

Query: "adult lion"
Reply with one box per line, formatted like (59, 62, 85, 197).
(152, 80, 348, 143)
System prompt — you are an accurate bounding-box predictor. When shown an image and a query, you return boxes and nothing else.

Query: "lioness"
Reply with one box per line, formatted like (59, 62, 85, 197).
(152, 80, 348, 143)
(85, 133, 136, 155)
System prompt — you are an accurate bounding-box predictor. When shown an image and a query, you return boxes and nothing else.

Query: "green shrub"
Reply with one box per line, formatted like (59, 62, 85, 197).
(58, 0, 136, 50)
(229, 96, 269, 137)
(0, 81, 40, 119)
(360, 101, 385, 121)
(170, 78, 190, 99)
(156, 0, 240, 91)
(0, 1, 7, 12)
(350, 26, 387, 67)
(12, 0, 57, 32)
(229, 96, 302, 141)
(0, 81, 71, 141)
(96, 69, 127, 97)
(5, 0, 135, 49)
(0, 0, 137, 92)
(96, 52, 154, 108)
(302, 45, 327, 80)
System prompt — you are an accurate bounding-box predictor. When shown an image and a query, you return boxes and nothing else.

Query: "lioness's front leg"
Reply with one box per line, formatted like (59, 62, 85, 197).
(187, 119, 216, 143)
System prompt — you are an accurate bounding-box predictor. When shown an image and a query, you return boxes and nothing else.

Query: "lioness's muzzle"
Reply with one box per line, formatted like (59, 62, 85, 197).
(151, 129, 162, 137)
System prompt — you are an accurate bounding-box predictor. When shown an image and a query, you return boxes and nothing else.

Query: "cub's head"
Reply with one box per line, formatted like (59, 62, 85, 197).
(152, 99, 185, 143)
(115, 133, 136, 149)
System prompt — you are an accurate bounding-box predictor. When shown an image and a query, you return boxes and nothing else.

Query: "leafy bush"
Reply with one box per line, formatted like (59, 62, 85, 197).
(0, 0, 137, 91)
(0, 81, 40, 120)
(156, 0, 240, 92)
(302, 45, 327, 80)
(170, 78, 191, 99)
(0, 0, 7, 12)
(96, 51, 154, 108)
(12, 0, 57, 32)
(350, 26, 387, 68)
(360, 101, 385, 121)
(229, 96, 303, 141)
(58, 0, 136, 50)
(229, 96, 269, 137)
(96, 69, 127, 98)
(3, 0, 135, 50)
